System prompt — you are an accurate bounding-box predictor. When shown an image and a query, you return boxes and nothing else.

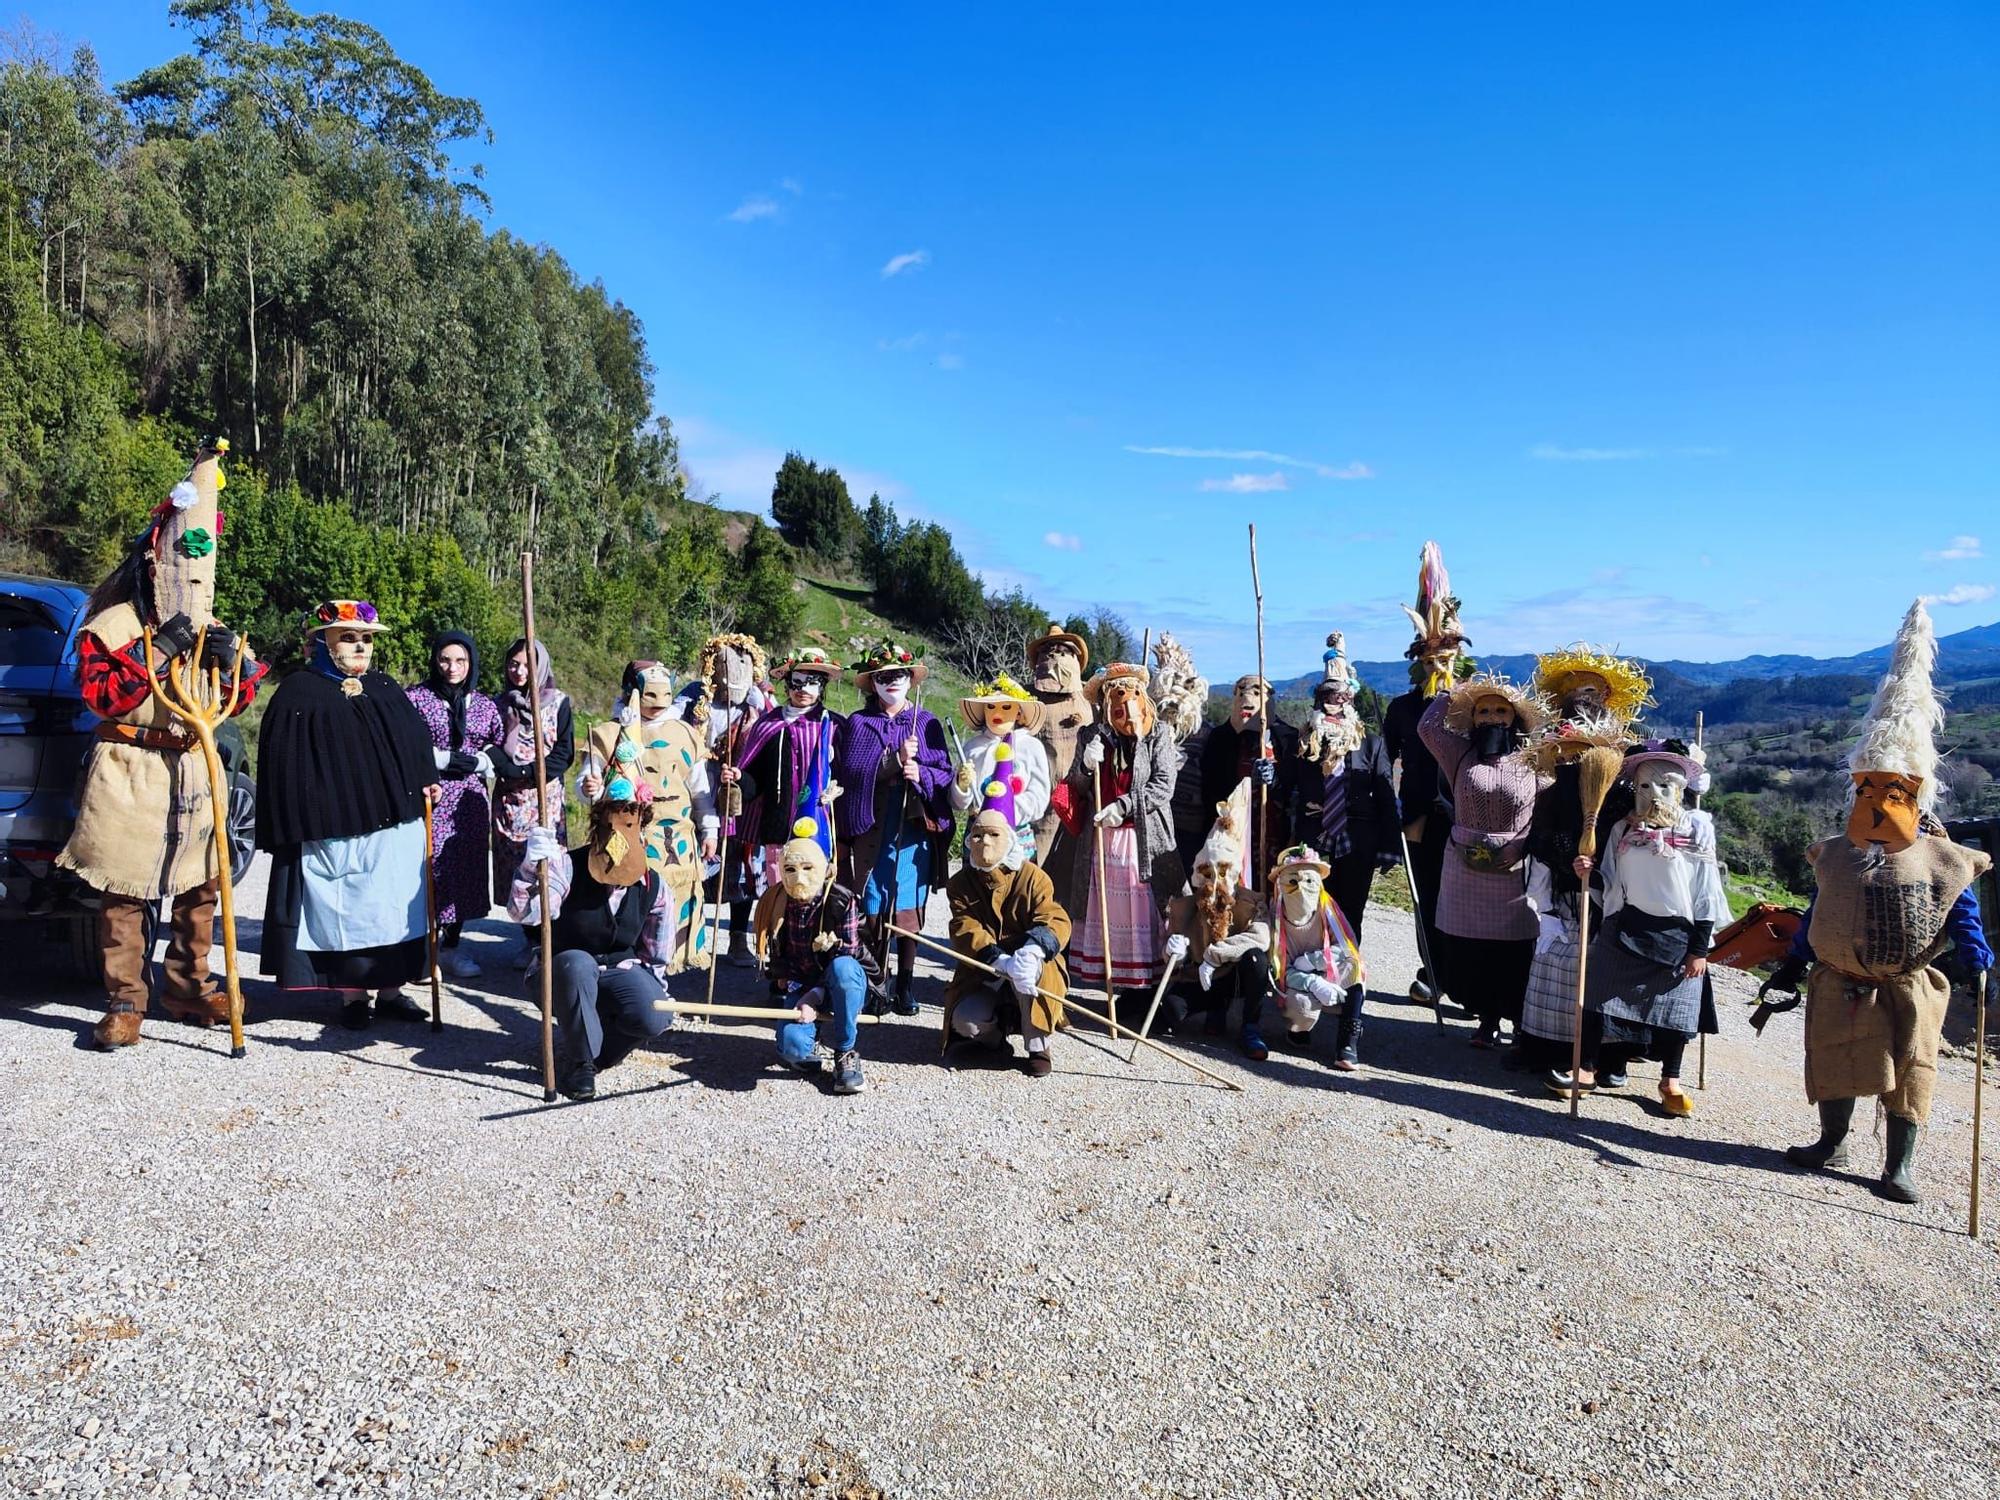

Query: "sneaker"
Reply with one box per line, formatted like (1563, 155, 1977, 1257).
(440, 949, 482, 980)
(1600, 1069, 1629, 1090)
(1238, 1025, 1269, 1062)
(832, 1050, 866, 1094)
(1544, 1070, 1595, 1100)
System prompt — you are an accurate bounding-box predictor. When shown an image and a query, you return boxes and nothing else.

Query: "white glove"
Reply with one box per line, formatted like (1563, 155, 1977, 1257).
(432, 746, 455, 772)
(1163, 933, 1190, 963)
(1080, 738, 1105, 772)
(1094, 798, 1127, 827)
(1304, 974, 1341, 1007)
(1006, 948, 1045, 999)
(523, 826, 562, 867)
(1197, 961, 1216, 992)
(473, 749, 495, 778)
(1535, 914, 1563, 955)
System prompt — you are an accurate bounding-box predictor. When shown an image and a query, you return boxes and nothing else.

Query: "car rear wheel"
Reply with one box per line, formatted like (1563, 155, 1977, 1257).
(60, 910, 97, 982)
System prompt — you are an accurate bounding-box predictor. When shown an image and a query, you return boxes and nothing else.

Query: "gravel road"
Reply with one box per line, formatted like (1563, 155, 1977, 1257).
(4, 855, 1996, 1498)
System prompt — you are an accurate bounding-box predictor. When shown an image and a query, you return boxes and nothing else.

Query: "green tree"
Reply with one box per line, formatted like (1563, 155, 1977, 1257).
(769, 450, 857, 562)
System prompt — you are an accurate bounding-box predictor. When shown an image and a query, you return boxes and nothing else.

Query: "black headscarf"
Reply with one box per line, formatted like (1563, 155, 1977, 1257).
(427, 630, 480, 751)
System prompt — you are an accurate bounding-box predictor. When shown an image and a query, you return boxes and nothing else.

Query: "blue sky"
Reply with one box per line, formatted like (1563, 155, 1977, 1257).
(45, 1, 2000, 679)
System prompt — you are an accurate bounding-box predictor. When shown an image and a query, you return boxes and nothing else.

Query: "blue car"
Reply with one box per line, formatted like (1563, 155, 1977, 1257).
(0, 573, 253, 979)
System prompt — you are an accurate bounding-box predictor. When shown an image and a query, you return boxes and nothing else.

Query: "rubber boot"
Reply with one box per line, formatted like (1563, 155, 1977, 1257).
(1876, 1113, 1922, 1204)
(1784, 1098, 1855, 1172)
(1333, 985, 1364, 1072)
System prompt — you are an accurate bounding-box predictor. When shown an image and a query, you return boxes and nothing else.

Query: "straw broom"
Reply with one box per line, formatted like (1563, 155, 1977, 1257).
(1567, 744, 1624, 1118)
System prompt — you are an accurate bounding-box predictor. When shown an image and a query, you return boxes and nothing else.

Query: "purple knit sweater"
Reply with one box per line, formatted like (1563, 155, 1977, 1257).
(833, 705, 953, 841)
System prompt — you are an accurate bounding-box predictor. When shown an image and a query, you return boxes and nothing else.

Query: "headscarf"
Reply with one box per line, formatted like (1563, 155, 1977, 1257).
(427, 630, 480, 750)
(499, 638, 568, 768)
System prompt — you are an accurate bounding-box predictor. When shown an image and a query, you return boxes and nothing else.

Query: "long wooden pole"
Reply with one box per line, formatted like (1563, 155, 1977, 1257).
(1092, 761, 1119, 1035)
(521, 553, 557, 1103)
(1249, 526, 1269, 889)
(703, 684, 740, 1009)
(423, 800, 443, 1032)
(1127, 953, 1183, 1061)
(1973, 967, 1988, 1239)
(904, 928, 1242, 1091)
(1568, 887, 1592, 1119)
(1694, 709, 1706, 1090)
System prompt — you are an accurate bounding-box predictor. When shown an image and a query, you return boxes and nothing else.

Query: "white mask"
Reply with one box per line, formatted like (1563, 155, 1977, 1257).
(1279, 867, 1323, 926)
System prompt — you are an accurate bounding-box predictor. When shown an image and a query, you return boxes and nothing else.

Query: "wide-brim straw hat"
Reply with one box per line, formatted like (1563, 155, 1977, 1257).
(1269, 843, 1332, 884)
(1027, 622, 1091, 673)
(850, 643, 927, 696)
(1532, 645, 1654, 725)
(778, 648, 842, 680)
(1083, 661, 1150, 706)
(1442, 673, 1545, 735)
(303, 599, 389, 635)
(959, 673, 1045, 732)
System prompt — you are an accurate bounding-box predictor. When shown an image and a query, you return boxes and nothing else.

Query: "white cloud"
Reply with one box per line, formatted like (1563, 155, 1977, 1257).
(1921, 582, 1996, 607)
(1200, 472, 1289, 494)
(877, 331, 928, 353)
(1124, 445, 1373, 481)
(1043, 531, 1083, 552)
(779, 176, 804, 196)
(881, 249, 930, 278)
(1927, 534, 1984, 561)
(1528, 442, 1724, 462)
(726, 195, 780, 224)
(935, 351, 964, 371)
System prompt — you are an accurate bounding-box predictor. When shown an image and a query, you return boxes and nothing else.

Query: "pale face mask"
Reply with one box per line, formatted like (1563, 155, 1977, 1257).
(716, 644, 755, 702)
(965, 812, 1014, 871)
(786, 674, 823, 710)
(1232, 681, 1266, 729)
(638, 681, 675, 722)
(1632, 764, 1688, 828)
(981, 701, 1021, 735)
(1279, 867, 1323, 926)
(779, 840, 829, 901)
(328, 629, 373, 676)
(874, 671, 911, 710)
(1192, 852, 1238, 897)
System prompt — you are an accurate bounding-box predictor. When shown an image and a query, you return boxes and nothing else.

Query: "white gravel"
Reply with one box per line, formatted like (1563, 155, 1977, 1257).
(3, 854, 1996, 1498)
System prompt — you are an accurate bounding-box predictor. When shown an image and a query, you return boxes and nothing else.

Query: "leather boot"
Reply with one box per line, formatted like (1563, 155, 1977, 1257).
(160, 989, 231, 1027)
(1876, 1113, 1922, 1204)
(1784, 1097, 1855, 1171)
(726, 902, 756, 967)
(93, 1000, 143, 1049)
(1333, 985, 1365, 1071)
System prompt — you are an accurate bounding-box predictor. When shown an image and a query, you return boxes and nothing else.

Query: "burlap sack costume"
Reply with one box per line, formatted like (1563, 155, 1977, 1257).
(1801, 834, 1989, 1124)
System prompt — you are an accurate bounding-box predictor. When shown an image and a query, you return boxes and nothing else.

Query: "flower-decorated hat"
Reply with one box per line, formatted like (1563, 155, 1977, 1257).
(959, 672, 1044, 732)
(778, 646, 842, 680)
(303, 599, 388, 635)
(1269, 842, 1332, 885)
(850, 638, 927, 694)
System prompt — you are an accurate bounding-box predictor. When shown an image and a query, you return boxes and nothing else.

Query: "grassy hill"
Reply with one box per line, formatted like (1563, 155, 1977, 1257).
(792, 577, 977, 717)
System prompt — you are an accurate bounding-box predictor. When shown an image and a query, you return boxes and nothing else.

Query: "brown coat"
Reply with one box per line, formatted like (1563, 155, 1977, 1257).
(1032, 687, 1094, 913)
(1164, 889, 1272, 972)
(941, 860, 1071, 1042)
(57, 602, 220, 900)
(1801, 833, 1990, 1123)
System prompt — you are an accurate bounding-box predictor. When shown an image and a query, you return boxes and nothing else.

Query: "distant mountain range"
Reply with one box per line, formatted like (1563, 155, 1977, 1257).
(1263, 618, 2000, 731)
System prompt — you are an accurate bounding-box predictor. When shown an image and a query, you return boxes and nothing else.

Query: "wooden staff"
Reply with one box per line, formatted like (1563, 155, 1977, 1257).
(423, 800, 443, 1032)
(1973, 967, 1988, 1239)
(520, 552, 557, 1102)
(1248, 525, 1270, 888)
(1127, 954, 1183, 1061)
(143, 626, 248, 1058)
(703, 678, 743, 1010)
(648, 998, 886, 1023)
(1091, 761, 1120, 1036)
(1568, 745, 1624, 1118)
(1694, 709, 1706, 1090)
(1399, 825, 1446, 1031)
(905, 928, 1241, 1091)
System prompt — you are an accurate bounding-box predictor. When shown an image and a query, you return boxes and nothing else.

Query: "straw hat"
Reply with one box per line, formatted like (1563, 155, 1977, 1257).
(303, 599, 388, 636)
(850, 639, 927, 695)
(778, 646, 842, 680)
(1083, 661, 1150, 706)
(959, 672, 1045, 732)
(1442, 673, 1545, 735)
(1027, 621, 1091, 673)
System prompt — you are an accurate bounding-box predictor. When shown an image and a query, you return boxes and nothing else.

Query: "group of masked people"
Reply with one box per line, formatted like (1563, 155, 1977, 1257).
(54, 445, 1992, 1208)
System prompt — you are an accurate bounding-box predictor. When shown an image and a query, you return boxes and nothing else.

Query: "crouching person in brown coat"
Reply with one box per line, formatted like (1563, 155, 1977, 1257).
(942, 786, 1070, 1078)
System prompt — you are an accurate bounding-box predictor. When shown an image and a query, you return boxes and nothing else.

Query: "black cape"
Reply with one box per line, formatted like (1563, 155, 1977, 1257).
(255, 668, 435, 847)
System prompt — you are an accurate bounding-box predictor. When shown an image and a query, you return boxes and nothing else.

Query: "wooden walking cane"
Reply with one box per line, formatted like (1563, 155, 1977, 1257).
(1248, 525, 1270, 894)
(1127, 954, 1183, 1061)
(1973, 967, 1988, 1239)
(423, 800, 443, 1032)
(143, 627, 249, 1057)
(1695, 710, 1707, 1090)
(904, 928, 1241, 1091)
(1399, 826, 1446, 1032)
(1092, 761, 1120, 1037)
(1568, 746, 1625, 1118)
(520, 552, 558, 1103)
(703, 676, 743, 1014)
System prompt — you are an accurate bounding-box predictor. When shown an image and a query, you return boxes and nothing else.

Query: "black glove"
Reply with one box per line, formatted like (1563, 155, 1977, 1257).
(1750, 955, 1809, 1035)
(1944, 949, 1990, 987)
(202, 622, 242, 664)
(444, 751, 481, 778)
(1252, 757, 1276, 788)
(153, 612, 197, 661)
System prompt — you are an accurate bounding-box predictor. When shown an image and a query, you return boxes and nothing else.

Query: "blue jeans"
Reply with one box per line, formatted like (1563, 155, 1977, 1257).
(777, 954, 868, 1063)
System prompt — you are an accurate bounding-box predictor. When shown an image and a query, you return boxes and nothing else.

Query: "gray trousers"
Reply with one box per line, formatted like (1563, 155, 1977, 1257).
(552, 950, 674, 1071)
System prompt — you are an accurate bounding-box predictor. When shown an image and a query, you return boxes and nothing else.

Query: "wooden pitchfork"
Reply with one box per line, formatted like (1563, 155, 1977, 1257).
(143, 625, 249, 1058)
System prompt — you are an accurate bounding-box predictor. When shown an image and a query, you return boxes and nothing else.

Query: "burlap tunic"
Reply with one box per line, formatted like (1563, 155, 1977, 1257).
(1801, 834, 1989, 1124)
(57, 602, 218, 900)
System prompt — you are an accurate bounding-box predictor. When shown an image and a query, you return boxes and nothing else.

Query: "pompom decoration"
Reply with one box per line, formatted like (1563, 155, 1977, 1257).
(169, 481, 199, 511)
(605, 776, 636, 801)
(1010, 776, 1025, 794)
(633, 782, 656, 805)
(993, 742, 1013, 763)
(984, 780, 1005, 799)
(793, 817, 819, 838)
(614, 741, 638, 764)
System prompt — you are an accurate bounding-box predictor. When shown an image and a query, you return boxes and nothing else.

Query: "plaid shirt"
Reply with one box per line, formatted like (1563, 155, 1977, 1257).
(769, 884, 866, 991)
(77, 629, 266, 719)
